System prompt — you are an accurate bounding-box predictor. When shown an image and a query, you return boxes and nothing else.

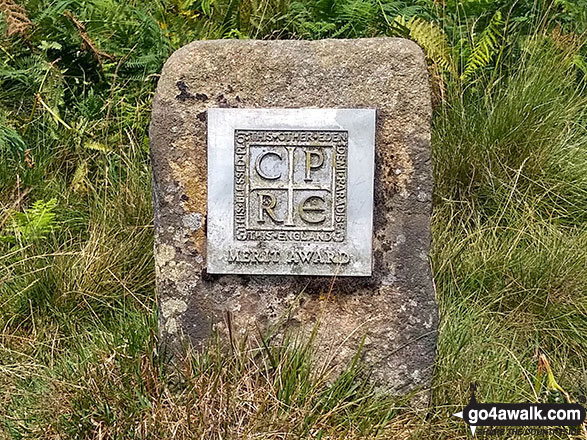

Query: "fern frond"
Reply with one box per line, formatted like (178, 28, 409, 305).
(331, 21, 353, 38)
(5, 198, 59, 243)
(462, 11, 505, 82)
(0, 0, 32, 37)
(396, 16, 454, 74)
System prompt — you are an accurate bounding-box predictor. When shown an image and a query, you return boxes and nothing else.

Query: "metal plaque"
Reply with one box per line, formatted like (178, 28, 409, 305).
(207, 108, 375, 276)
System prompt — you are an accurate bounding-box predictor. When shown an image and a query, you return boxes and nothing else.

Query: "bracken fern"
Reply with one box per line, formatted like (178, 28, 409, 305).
(0, 0, 32, 37)
(1, 198, 58, 243)
(462, 10, 506, 82)
(393, 15, 455, 75)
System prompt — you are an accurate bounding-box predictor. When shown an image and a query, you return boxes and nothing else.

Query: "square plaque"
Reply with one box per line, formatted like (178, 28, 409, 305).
(207, 108, 375, 276)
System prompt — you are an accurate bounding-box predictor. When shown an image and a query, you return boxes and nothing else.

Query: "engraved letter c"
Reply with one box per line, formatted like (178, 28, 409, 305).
(255, 151, 282, 180)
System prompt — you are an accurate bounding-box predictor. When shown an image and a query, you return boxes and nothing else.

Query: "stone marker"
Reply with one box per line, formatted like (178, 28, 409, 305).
(150, 38, 437, 399)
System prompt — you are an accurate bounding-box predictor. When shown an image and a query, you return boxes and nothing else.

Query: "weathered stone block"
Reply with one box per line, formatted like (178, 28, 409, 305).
(150, 38, 437, 399)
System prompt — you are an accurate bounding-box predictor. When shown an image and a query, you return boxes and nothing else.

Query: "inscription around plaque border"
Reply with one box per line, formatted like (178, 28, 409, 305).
(234, 130, 348, 243)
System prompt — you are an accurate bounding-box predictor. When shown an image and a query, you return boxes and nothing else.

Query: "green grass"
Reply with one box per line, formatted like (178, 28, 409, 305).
(1, 0, 587, 439)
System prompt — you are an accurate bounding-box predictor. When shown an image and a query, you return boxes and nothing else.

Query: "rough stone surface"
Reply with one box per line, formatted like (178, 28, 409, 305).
(150, 38, 437, 400)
